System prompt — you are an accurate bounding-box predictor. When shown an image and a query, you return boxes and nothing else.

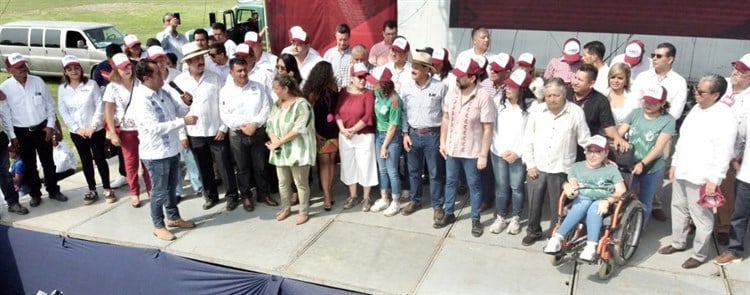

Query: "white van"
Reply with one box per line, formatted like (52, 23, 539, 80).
(0, 21, 125, 77)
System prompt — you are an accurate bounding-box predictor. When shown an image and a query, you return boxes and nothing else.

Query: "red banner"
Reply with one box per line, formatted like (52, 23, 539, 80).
(265, 0, 397, 55)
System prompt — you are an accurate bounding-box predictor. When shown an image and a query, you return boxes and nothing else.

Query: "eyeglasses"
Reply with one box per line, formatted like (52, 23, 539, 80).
(695, 89, 714, 96)
(650, 53, 664, 59)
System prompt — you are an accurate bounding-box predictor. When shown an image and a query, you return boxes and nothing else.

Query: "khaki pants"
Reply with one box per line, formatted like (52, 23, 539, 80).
(277, 165, 311, 215)
(671, 179, 715, 262)
(717, 166, 737, 233)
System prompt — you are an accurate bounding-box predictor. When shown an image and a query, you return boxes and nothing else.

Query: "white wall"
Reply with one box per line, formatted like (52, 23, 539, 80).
(398, 0, 750, 82)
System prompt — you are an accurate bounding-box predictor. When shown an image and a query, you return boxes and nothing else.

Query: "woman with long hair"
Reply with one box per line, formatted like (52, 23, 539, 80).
(302, 61, 339, 210)
(489, 69, 531, 235)
(516, 52, 546, 104)
(277, 53, 302, 85)
(122, 34, 146, 61)
(57, 55, 113, 205)
(103, 53, 151, 207)
(267, 74, 317, 225)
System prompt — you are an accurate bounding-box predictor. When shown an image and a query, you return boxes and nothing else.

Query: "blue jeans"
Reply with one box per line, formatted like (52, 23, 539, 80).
(728, 179, 750, 256)
(176, 147, 203, 196)
(557, 197, 605, 243)
(490, 153, 526, 217)
(143, 155, 181, 228)
(631, 166, 664, 227)
(406, 131, 444, 207)
(375, 132, 402, 197)
(445, 156, 482, 220)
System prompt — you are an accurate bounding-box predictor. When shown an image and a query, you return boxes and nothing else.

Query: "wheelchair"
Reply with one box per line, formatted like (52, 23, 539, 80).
(546, 183, 644, 280)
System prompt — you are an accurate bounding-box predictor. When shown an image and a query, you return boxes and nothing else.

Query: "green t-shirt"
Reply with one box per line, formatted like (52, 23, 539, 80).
(374, 90, 402, 132)
(623, 108, 676, 174)
(568, 162, 623, 200)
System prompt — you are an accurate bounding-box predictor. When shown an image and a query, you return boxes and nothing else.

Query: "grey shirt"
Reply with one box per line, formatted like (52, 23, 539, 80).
(400, 78, 448, 133)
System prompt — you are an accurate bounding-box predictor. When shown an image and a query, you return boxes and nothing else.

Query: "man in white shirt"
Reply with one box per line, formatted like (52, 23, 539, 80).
(0, 53, 67, 208)
(521, 77, 590, 246)
(610, 40, 650, 81)
(171, 42, 239, 211)
(369, 20, 397, 67)
(480, 53, 514, 98)
(131, 59, 197, 241)
(281, 26, 323, 83)
(660, 74, 736, 269)
(582, 41, 610, 94)
(206, 42, 230, 79)
(384, 36, 412, 93)
(456, 26, 490, 62)
(323, 23, 353, 89)
(212, 22, 237, 58)
(244, 31, 277, 74)
(234, 43, 273, 93)
(156, 13, 188, 64)
(220, 58, 277, 212)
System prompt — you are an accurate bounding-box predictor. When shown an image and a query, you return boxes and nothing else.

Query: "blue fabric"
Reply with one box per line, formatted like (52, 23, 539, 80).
(143, 155, 181, 228)
(375, 132, 402, 196)
(406, 131, 444, 207)
(490, 153, 526, 217)
(729, 180, 750, 256)
(176, 147, 203, 196)
(556, 197, 606, 242)
(0, 225, 357, 295)
(445, 157, 482, 220)
(631, 166, 664, 227)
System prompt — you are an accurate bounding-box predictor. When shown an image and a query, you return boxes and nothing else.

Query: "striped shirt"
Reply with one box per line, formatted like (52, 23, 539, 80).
(323, 47, 353, 89)
(400, 78, 447, 133)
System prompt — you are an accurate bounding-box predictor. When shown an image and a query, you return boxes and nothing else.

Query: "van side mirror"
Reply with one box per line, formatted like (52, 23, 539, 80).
(76, 40, 86, 49)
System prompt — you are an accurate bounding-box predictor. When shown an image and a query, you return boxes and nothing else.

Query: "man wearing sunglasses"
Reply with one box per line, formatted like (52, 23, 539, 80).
(206, 43, 230, 80)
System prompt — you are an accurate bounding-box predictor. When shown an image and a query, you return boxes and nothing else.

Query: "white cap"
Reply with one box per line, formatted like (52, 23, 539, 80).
(123, 34, 140, 48)
(244, 31, 259, 45)
(289, 26, 308, 43)
(147, 46, 166, 61)
(518, 52, 535, 67)
(112, 53, 131, 69)
(5, 52, 26, 68)
(61, 55, 80, 68)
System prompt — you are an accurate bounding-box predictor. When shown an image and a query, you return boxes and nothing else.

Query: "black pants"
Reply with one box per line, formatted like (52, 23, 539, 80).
(229, 129, 271, 199)
(70, 129, 110, 191)
(189, 135, 238, 200)
(0, 132, 20, 204)
(14, 122, 59, 198)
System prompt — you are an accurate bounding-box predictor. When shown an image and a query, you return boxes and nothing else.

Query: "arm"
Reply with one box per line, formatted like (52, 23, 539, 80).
(355, 91, 375, 132)
(439, 111, 450, 159)
(667, 79, 688, 120)
(633, 133, 671, 175)
(270, 101, 311, 149)
(522, 113, 537, 171)
(42, 82, 56, 128)
(0, 101, 14, 139)
(57, 87, 80, 133)
(90, 83, 105, 129)
(379, 96, 402, 152)
(617, 123, 630, 137)
(478, 122, 493, 169)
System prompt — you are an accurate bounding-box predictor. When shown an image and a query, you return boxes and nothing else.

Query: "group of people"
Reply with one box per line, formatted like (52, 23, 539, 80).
(0, 15, 748, 271)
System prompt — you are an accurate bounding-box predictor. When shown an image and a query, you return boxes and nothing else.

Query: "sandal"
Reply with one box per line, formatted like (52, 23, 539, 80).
(362, 198, 372, 212)
(130, 195, 141, 208)
(343, 196, 359, 209)
(323, 194, 333, 211)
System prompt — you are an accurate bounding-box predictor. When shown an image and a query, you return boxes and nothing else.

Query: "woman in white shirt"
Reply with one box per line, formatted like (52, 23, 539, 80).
(103, 53, 152, 208)
(606, 63, 641, 125)
(489, 69, 532, 235)
(57, 55, 113, 205)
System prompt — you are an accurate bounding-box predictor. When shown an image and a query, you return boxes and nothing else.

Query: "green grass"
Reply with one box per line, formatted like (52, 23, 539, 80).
(0, 0, 239, 169)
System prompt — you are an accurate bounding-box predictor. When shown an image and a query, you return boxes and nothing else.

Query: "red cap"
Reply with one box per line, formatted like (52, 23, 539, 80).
(623, 40, 645, 67)
(732, 54, 750, 72)
(366, 66, 393, 85)
(451, 55, 482, 78)
(488, 53, 514, 72)
(517, 52, 536, 68)
(504, 69, 531, 89)
(641, 85, 668, 104)
(562, 38, 581, 64)
(391, 37, 409, 53)
(432, 48, 449, 66)
(350, 63, 369, 77)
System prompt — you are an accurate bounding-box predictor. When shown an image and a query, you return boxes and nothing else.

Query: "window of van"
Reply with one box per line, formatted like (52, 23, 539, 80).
(0, 28, 29, 46)
(84, 26, 124, 49)
(66, 31, 85, 48)
(45, 29, 60, 48)
(30, 29, 43, 47)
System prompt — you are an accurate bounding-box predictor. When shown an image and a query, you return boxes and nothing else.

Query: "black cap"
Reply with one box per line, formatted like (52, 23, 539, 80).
(105, 43, 123, 59)
(416, 47, 434, 55)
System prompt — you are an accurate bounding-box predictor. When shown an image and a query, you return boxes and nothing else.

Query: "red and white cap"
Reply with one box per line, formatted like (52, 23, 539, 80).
(147, 46, 166, 61)
(391, 37, 409, 53)
(366, 66, 393, 84)
(123, 34, 141, 48)
(61, 55, 80, 68)
(289, 26, 308, 43)
(432, 48, 449, 67)
(504, 69, 531, 89)
(244, 31, 259, 46)
(641, 84, 668, 104)
(5, 53, 26, 69)
(563, 38, 581, 63)
(112, 53, 131, 69)
(451, 55, 482, 78)
(623, 40, 645, 67)
(234, 43, 254, 58)
(732, 53, 750, 72)
(350, 62, 369, 76)
(585, 135, 608, 152)
(488, 53, 514, 72)
(518, 52, 536, 68)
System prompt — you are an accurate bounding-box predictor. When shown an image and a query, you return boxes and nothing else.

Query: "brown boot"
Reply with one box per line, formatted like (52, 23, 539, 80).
(153, 227, 176, 241)
(166, 218, 195, 229)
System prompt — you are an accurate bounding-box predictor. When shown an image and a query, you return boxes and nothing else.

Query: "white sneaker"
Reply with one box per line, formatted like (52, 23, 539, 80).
(110, 176, 127, 189)
(489, 216, 508, 234)
(383, 201, 400, 216)
(544, 235, 563, 253)
(370, 199, 389, 212)
(507, 216, 521, 235)
(579, 242, 597, 261)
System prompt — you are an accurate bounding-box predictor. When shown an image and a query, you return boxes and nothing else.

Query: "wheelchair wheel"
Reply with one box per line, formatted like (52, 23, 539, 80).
(597, 259, 615, 280)
(551, 254, 565, 266)
(611, 200, 644, 266)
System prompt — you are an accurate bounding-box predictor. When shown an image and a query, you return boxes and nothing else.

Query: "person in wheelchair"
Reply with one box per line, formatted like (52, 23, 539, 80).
(544, 135, 627, 261)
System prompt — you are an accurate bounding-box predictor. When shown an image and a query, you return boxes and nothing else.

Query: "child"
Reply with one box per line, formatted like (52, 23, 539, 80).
(543, 135, 626, 261)
(9, 145, 29, 196)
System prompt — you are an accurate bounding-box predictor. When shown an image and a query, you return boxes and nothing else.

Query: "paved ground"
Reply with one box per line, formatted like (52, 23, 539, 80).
(1, 161, 748, 294)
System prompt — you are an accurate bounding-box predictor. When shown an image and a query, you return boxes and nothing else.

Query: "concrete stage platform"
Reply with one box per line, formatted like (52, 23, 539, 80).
(1, 160, 748, 294)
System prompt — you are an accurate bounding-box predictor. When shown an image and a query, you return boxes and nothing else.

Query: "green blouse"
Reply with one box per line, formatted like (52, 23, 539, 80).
(374, 90, 403, 132)
(267, 97, 317, 167)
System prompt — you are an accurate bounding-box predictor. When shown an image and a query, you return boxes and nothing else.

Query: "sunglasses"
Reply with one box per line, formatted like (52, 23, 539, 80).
(650, 53, 665, 59)
(355, 75, 367, 80)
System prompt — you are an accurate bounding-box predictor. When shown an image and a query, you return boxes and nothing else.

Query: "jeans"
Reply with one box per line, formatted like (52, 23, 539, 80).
(189, 136, 238, 200)
(143, 155, 181, 228)
(490, 153, 526, 217)
(406, 131, 444, 208)
(556, 197, 605, 242)
(70, 129, 110, 191)
(631, 166, 665, 227)
(176, 147, 203, 196)
(445, 156, 482, 220)
(728, 179, 750, 256)
(375, 132, 402, 197)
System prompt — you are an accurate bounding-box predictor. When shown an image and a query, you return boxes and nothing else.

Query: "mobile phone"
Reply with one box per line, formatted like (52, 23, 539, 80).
(173, 13, 181, 20)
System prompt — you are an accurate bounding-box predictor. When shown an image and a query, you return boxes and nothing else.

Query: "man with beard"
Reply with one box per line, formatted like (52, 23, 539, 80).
(323, 23, 353, 89)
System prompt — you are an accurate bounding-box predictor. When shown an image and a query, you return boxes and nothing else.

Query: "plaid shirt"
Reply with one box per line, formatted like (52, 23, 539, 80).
(323, 47, 353, 89)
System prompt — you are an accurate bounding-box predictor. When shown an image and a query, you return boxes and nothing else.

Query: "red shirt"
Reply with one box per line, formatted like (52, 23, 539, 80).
(335, 89, 375, 134)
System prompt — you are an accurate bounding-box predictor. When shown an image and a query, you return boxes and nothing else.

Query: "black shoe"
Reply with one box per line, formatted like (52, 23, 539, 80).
(717, 232, 730, 246)
(7, 203, 29, 215)
(175, 195, 183, 205)
(49, 193, 69, 202)
(433, 213, 456, 229)
(30, 196, 42, 207)
(471, 219, 483, 237)
(651, 209, 667, 222)
(82, 191, 98, 205)
(203, 198, 218, 210)
(522, 233, 543, 246)
(226, 198, 239, 211)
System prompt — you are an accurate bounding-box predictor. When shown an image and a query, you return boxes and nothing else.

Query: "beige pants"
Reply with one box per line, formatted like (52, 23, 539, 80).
(671, 179, 715, 262)
(277, 165, 311, 215)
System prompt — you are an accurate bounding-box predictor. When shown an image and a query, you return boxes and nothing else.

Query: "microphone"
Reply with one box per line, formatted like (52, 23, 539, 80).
(168, 81, 184, 95)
